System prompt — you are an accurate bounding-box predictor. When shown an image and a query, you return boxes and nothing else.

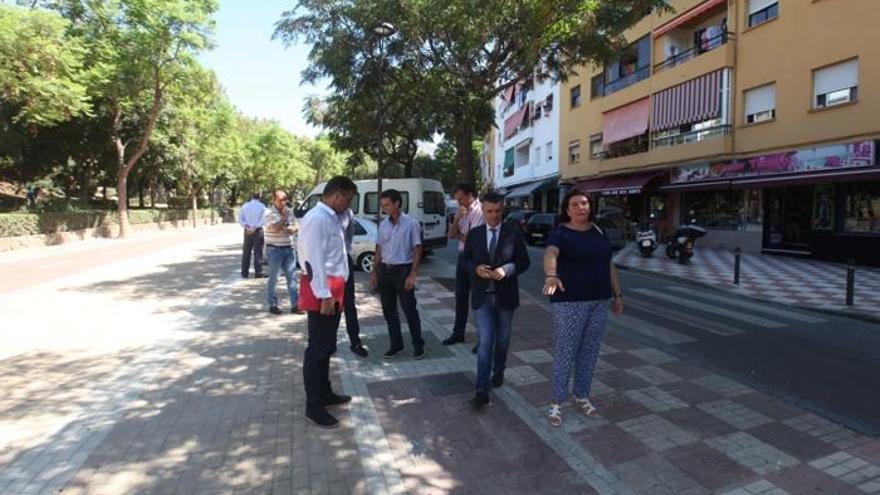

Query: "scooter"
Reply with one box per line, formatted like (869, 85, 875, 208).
(665, 223, 707, 264)
(635, 224, 658, 258)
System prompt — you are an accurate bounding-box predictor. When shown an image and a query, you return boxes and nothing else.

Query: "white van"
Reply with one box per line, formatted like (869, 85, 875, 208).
(295, 178, 449, 252)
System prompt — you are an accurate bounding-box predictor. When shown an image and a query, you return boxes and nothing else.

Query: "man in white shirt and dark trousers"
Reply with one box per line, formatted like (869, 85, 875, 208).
(238, 192, 266, 278)
(370, 189, 425, 360)
(340, 208, 368, 358)
(297, 176, 358, 429)
(264, 189, 302, 315)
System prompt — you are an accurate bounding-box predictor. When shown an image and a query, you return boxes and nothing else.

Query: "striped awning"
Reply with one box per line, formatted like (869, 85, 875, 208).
(653, 0, 726, 39)
(651, 70, 723, 131)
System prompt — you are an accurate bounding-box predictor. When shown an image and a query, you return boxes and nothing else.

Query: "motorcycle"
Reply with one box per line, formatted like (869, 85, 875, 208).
(635, 224, 658, 258)
(665, 223, 707, 264)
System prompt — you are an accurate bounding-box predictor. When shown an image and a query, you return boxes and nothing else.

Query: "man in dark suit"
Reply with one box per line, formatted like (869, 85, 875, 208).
(462, 192, 531, 408)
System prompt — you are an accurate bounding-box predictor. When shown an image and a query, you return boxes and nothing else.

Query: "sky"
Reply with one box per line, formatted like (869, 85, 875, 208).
(200, 0, 328, 138)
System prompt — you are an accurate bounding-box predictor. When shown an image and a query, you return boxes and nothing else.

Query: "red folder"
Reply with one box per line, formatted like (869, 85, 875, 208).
(298, 273, 346, 312)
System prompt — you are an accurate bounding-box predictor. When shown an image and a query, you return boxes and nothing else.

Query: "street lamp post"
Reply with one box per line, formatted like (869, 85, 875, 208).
(373, 21, 396, 222)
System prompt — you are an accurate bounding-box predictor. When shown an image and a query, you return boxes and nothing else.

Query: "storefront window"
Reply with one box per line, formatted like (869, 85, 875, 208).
(844, 183, 880, 234)
(648, 195, 667, 220)
(681, 190, 761, 230)
(812, 185, 835, 231)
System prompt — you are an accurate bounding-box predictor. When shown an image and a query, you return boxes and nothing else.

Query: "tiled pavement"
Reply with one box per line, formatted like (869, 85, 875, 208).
(2, 238, 880, 494)
(614, 244, 880, 322)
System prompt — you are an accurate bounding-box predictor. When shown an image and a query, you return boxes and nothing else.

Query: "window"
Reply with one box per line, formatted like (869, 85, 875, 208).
(545, 141, 552, 161)
(812, 185, 835, 231)
(544, 94, 553, 113)
(515, 144, 530, 168)
(365, 191, 409, 214)
(591, 74, 604, 99)
(535, 146, 542, 167)
(422, 191, 445, 215)
(568, 141, 581, 165)
(350, 193, 360, 214)
(682, 190, 761, 230)
(570, 85, 582, 108)
(590, 134, 603, 159)
(744, 84, 776, 124)
(748, 0, 778, 28)
(353, 220, 368, 236)
(844, 183, 880, 233)
(814, 59, 859, 109)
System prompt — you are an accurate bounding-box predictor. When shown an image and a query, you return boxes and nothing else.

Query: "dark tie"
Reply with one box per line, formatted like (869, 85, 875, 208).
(488, 228, 498, 263)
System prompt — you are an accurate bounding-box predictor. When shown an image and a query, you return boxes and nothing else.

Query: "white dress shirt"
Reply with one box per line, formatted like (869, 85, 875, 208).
(297, 202, 349, 299)
(484, 223, 515, 276)
(238, 199, 266, 229)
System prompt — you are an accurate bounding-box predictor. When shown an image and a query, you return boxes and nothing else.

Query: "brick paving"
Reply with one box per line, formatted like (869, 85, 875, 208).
(615, 244, 880, 321)
(1, 233, 879, 494)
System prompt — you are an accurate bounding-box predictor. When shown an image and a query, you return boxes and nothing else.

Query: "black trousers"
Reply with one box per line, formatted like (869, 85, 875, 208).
(303, 310, 342, 413)
(378, 263, 424, 350)
(343, 256, 361, 347)
(451, 252, 471, 338)
(241, 228, 264, 277)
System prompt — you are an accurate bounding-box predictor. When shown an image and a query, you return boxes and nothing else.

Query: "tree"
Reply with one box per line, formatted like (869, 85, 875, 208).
(49, 0, 218, 236)
(277, 0, 669, 183)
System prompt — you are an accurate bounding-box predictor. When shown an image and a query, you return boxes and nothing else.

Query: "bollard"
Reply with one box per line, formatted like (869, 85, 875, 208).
(846, 259, 855, 306)
(734, 247, 741, 285)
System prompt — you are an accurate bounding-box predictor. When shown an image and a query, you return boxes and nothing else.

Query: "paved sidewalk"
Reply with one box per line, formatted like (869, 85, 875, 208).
(1, 234, 879, 494)
(614, 245, 880, 322)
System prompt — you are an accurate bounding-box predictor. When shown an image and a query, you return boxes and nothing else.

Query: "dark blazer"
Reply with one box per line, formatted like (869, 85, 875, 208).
(462, 223, 531, 310)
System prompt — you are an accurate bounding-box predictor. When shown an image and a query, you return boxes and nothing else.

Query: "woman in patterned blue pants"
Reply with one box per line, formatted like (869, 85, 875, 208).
(542, 189, 623, 427)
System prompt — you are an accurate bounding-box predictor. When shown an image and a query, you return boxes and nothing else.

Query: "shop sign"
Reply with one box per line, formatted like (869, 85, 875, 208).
(671, 140, 876, 184)
(602, 187, 642, 196)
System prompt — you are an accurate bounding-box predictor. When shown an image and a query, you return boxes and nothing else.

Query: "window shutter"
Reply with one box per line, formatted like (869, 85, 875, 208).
(749, 0, 777, 15)
(744, 84, 776, 117)
(814, 59, 859, 97)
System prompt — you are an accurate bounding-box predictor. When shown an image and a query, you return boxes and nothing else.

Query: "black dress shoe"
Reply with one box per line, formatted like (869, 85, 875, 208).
(414, 347, 426, 360)
(470, 391, 490, 409)
(383, 347, 403, 360)
(255, 273, 267, 278)
(305, 409, 339, 429)
(291, 307, 304, 315)
(323, 393, 352, 407)
(241, 273, 249, 279)
(350, 345, 369, 358)
(471, 344, 478, 354)
(442, 335, 464, 346)
(491, 373, 504, 388)
(269, 306, 282, 315)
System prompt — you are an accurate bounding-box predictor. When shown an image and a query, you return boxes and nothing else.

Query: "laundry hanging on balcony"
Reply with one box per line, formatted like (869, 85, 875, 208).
(651, 70, 723, 131)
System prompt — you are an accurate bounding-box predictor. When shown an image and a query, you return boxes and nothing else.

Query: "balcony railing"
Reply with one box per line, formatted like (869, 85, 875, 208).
(653, 32, 732, 74)
(651, 124, 732, 149)
(595, 135, 650, 160)
(601, 65, 651, 97)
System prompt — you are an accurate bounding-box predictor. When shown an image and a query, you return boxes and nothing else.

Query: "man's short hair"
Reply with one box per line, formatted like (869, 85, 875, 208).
(452, 182, 476, 196)
(250, 192, 261, 200)
(324, 176, 357, 196)
(480, 192, 504, 205)
(379, 188, 403, 207)
(273, 189, 288, 200)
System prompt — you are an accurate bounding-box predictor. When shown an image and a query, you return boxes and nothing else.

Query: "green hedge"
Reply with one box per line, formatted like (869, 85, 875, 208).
(0, 208, 234, 238)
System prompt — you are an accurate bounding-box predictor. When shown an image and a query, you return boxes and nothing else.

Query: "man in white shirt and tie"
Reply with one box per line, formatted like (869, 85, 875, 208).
(297, 176, 358, 429)
(238, 192, 266, 278)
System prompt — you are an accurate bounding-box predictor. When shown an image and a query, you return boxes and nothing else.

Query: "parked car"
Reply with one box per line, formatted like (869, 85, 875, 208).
(504, 209, 537, 236)
(286, 217, 379, 273)
(594, 211, 626, 250)
(526, 213, 559, 245)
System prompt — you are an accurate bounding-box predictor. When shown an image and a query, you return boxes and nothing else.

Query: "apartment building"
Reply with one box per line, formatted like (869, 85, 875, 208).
(559, 0, 879, 264)
(491, 70, 562, 213)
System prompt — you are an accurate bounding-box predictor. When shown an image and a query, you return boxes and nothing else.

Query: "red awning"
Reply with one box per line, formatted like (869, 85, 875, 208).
(504, 104, 529, 139)
(651, 70, 722, 131)
(578, 172, 664, 196)
(654, 0, 727, 38)
(602, 98, 650, 146)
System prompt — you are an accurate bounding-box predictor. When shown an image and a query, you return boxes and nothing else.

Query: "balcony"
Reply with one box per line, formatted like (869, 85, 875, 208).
(652, 122, 731, 149)
(653, 31, 732, 74)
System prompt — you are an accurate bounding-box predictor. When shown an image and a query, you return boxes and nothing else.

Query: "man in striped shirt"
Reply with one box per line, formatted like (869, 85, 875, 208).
(263, 189, 302, 315)
(443, 182, 485, 346)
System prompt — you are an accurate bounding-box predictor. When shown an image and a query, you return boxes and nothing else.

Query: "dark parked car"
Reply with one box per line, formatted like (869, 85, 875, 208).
(526, 213, 559, 245)
(504, 209, 537, 236)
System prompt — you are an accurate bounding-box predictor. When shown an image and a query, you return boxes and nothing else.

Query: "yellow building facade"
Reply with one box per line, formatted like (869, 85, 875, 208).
(559, 0, 880, 263)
